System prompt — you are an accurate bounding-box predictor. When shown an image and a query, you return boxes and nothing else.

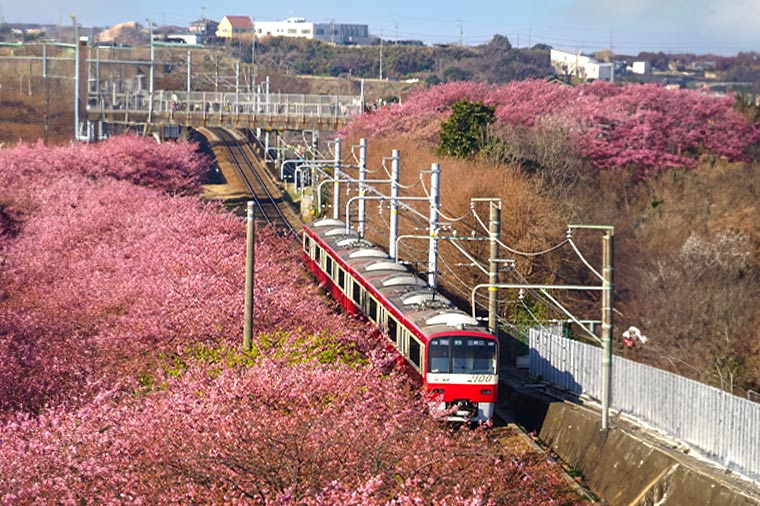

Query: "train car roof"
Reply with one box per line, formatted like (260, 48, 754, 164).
(365, 260, 407, 272)
(312, 219, 344, 228)
(305, 218, 491, 339)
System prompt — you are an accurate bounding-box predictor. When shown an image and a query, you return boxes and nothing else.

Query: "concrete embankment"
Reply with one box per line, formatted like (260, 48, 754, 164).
(502, 379, 760, 506)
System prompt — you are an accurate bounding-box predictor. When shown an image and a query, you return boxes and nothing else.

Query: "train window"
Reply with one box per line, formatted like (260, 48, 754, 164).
(387, 317, 398, 343)
(352, 281, 361, 306)
(368, 297, 378, 322)
(410, 338, 421, 369)
(304, 236, 310, 254)
(428, 338, 450, 373)
(338, 268, 345, 289)
(451, 338, 496, 374)
(314, 245, 321, 262)
(326, 257, 333, 278)
(430, 337, 496, 374)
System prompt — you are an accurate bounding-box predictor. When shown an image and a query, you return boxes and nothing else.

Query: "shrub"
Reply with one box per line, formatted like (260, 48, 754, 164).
(438, 100, 496, 158)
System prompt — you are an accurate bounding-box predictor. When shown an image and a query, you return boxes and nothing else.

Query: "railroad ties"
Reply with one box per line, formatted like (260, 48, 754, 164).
(201, 127, 299, 237)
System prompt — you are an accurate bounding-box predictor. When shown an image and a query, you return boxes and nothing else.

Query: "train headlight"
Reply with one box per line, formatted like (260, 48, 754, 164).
(432, 388, 445, 394)
(480, 389, 492, 395)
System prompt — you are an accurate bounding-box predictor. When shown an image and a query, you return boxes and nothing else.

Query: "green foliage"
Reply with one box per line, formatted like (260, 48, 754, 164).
(507, 294, 552, 328)
(486, 34, 512, 52)
(263, 330, 369, 367)
(136, 329, 369, 394)
(437, 100, 496, 158)
(442, 66, 472, 82)
(233, 35, 552, 82)
(384, 45, 436, 75)
(426, 74, 441, 86)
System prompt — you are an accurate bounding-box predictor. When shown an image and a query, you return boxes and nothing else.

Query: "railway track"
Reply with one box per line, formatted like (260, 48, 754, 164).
(206, 127, 299, 237)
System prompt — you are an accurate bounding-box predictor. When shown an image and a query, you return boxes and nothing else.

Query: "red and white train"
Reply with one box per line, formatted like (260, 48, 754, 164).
(303, 218, 499, 423)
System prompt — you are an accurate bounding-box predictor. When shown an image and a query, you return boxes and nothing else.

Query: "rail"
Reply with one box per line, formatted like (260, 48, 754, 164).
(209, 127, 297, 237)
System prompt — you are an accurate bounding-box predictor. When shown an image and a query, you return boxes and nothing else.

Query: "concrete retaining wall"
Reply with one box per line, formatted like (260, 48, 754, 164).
(504, 385, 760, 505)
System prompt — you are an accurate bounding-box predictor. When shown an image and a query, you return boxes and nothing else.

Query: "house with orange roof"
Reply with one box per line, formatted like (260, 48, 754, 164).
(216, 16, 253, 38)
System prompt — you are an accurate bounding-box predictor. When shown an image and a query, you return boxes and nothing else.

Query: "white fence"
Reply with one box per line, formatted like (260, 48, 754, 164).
(529, 328, 760, 481)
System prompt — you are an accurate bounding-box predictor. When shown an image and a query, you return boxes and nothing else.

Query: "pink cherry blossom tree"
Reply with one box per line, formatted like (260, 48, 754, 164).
(344, 80, 760, 176)
(0, 136, 581, 504)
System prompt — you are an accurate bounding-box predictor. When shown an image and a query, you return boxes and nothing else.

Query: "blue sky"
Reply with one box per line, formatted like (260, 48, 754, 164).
(3, 0, 760, 55)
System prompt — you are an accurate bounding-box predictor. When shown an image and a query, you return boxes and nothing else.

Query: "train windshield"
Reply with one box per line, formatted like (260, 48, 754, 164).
(428, 337, 496, 374)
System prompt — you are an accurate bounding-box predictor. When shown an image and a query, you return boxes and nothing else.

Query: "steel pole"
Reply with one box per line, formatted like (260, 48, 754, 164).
(358, 138, 367, 237)
(428, 163, 440, 289)
(488, 201, 501, 336)
(389, 149, 400, 259)
(601, 229, 614, 429)
(333, 138, 342, 220)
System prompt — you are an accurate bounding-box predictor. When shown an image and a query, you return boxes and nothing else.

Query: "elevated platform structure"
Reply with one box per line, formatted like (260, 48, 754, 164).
(86, 89, 363, 132)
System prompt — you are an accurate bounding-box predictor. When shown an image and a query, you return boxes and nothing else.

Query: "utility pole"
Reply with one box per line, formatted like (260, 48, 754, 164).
(243, 201, 255, 352)
(458, 20, 463, 46)
(186, 50, 191, 119)
(251, 18, 257, 91)
(379, 30, 383, 80)
(44, 41, 50, 144)
(186, 50, 192, 93)
(71, 15, 79, 142)
(146, 18, 154, 126)
(235, 61, 240, 115)
(609, 31, 615, 84)
(215, 50, 219, 92)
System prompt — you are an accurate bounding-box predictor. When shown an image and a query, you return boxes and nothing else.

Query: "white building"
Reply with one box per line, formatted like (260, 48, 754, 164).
(160, 33, 202, 45)
(629, 61, 652, 75)
(254, 17, 370, 45)
(550, 49, 613, 81)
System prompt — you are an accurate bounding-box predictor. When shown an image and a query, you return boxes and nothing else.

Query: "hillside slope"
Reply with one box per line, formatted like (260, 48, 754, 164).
(344, 81, 760, 395)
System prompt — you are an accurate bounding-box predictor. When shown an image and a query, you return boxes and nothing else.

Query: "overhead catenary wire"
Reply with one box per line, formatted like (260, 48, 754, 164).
(418, 173, 474, 223)
(470, 204, 570, 257)
(567, 235, 603, 281)
(520, 296, 544, 327)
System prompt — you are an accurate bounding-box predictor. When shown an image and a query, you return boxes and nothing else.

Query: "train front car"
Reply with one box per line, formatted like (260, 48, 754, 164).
(303, 218, 498, 424)
(415, 312, 499, 423)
